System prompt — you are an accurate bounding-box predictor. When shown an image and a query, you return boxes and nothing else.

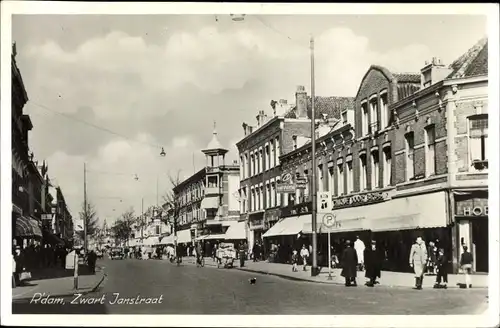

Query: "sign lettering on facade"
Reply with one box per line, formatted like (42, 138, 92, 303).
(333, 191, 389, 209)
(463, 206, 488, 216)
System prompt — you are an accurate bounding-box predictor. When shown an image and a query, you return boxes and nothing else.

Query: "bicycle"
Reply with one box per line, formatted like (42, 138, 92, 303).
(196, 256, 205, 267)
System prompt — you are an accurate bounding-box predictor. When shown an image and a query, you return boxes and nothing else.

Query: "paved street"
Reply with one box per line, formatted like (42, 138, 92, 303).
(12, 258, 488, 315)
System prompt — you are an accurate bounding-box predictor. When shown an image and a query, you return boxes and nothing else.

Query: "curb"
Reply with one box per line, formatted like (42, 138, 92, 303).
(12, 267, 107, 301)
(236, 268, 344, 285)
(235, 268, 488, 289)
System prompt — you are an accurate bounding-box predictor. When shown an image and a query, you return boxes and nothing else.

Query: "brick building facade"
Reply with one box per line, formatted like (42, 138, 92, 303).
(237, 86, 352, 250)
(261, 38, 488, 273)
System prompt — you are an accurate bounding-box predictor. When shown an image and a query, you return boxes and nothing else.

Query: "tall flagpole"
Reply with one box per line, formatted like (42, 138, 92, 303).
(310, 35, 319, 277)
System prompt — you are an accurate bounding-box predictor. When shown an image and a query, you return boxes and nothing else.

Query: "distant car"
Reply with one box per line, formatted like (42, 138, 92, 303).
(110, 248, 124, 260)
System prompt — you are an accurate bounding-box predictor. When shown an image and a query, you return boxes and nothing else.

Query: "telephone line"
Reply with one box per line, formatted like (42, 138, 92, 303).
(30, 100, 162, 150)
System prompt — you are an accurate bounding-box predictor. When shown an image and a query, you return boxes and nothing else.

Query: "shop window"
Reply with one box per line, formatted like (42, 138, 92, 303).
(425, 125, 436, 177)
(405, 132, 415, 180)
(468, 114, 488, 171)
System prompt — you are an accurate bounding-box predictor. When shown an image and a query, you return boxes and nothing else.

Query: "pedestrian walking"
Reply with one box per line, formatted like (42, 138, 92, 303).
(460, 245, 474, 288)
(427, 241, 437, 275)
(13, 246, 26, 287)
(354, 236, 366, 271)
(364, 240, 382, 287)
(238, 242, 246, 268)
(291, 250, 299, 272)
(409, 236, 428, 290)
(434, 248, 448, 289)
(300, 245, 309, 271)
(87, 250, 97, 274)
(252, 243, 259, 262)
(341, 240, 358, 286)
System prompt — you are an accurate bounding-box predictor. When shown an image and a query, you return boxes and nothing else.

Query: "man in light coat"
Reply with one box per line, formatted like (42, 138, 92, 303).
(354, 236, 366, 271)
(409, 236, 428, 290)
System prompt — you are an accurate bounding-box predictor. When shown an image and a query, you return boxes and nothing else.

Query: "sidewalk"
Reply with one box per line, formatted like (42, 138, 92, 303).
(180, 257, 488, 289)
(12, 265, 106, 301)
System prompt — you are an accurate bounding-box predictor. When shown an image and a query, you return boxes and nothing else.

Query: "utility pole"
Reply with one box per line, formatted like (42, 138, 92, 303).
(310, 35, 319, 277)
(83, 162, 88, 254)
(141, 197, 144, 242)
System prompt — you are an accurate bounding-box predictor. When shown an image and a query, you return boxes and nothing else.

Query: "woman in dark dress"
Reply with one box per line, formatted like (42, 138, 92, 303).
(341, 240, 358, 287)
(364, 240, 383, 287)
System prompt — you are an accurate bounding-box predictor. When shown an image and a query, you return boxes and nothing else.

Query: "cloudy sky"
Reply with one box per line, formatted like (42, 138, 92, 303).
(12, 14, 486, 225)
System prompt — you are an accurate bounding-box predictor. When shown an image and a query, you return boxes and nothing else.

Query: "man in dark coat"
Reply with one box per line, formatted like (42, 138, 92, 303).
(341, 240, 358, 287)
(364, 240, 383, 287)
(87, 250, 98, 274)
(13, 246, 25, 286)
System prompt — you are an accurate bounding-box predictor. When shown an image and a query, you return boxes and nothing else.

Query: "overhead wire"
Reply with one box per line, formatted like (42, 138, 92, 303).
(29, 100, 163, 150)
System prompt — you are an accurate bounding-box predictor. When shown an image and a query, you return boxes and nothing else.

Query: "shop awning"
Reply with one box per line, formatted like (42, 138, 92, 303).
(160, 234, 175, 245)
(201, 197, 219, 209)
(224, 221, 246, 240)
(197, 234, 227, 241)
(42, 230, 64, 246)
(367, 192, 449, 231)
(15, 216, 42, 238)
(177, 229, 192, 243)
(205, 219, 223, 226)
(142, 236, 161, 246)
(263, 215, 307, 238)
(303, 216, 369, 234)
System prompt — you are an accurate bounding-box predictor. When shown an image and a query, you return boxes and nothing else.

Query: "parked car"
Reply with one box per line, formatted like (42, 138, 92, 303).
(110, 248, 124, 260)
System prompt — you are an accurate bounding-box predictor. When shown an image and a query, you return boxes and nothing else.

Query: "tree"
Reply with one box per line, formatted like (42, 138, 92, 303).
(76, 201, 99, 243)
(162, 170, 182, 234)
(111, 208, 136, 245)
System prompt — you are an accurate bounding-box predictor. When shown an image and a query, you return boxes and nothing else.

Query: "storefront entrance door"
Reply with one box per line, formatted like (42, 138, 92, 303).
(471, 218, 488, 273)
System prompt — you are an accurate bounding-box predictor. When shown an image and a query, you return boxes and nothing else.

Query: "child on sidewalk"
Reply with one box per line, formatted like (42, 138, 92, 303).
(460, 245, 474, 288)
(434, 248, 448, 289)
(291, 250, 299, 272)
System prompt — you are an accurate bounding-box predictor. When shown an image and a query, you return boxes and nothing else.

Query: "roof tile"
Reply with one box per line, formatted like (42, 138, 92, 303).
(448, 37, 488, 79)
(285, 96, 354, 119)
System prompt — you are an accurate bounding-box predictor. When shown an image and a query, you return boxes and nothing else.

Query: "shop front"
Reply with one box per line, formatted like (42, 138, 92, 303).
(453, 190, 488, 273)
(305, 191, 451, 272)
(248, 212, 265, 251)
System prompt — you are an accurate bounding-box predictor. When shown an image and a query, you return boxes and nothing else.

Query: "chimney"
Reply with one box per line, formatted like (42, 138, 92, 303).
(295, 85, 308, 118)
(242, 123, 248, 136)
(420, 57, 452, 88)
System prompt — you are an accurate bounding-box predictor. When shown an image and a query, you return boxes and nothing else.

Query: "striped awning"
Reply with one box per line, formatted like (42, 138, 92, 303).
(16, 216, 42, 238)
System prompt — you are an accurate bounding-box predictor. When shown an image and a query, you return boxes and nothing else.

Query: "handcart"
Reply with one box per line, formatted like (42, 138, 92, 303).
(216, 243, 236, 269)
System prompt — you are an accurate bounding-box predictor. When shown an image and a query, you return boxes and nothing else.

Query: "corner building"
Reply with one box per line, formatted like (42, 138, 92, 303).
(173, 127, 243, 255)
(262, 38, 489, 274)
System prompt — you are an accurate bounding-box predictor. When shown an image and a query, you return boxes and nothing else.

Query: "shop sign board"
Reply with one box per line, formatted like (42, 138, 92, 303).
(456, 197, 488, 217)
(332, 191, 389, 209)
(277, 172, 296, 193)
(41, 214, 53, 221)
(462, 206, 488, 216)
